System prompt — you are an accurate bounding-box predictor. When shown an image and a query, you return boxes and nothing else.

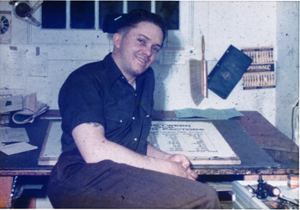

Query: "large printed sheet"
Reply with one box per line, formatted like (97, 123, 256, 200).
(147, 121, 241, 165)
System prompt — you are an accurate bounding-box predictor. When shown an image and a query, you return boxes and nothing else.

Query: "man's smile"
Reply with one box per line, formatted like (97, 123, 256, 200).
(136, 54, 148, 65)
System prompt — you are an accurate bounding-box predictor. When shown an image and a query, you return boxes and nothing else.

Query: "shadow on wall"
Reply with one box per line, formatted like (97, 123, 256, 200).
(152, 62, 172, 110)
(152, 33, 181, 110)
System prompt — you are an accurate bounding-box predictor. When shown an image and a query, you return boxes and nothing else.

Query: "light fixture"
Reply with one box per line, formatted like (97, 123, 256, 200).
(11, 0, 43, 27)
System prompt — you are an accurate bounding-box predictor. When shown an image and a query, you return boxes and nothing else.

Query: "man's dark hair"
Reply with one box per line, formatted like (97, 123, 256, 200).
(118, 9, 168, 41)
(103, 9, 168, 42)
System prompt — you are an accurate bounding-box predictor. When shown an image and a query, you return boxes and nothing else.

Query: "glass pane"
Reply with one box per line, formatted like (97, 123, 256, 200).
(42, 1, 66, 29)
(71, 1, 94, 29)
(99, 1, 123, 29)
(128, 1, 151, 12)
(156, 1, 179, 30)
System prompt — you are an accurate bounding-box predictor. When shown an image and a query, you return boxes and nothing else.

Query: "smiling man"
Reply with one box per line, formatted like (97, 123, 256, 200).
(112, 21, 162, 85)
(47, 9, 220, 209)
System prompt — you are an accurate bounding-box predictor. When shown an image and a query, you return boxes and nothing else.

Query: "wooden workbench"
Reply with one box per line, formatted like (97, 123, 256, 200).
(0, 110, 298, 207)
(152, 110, 299, 175)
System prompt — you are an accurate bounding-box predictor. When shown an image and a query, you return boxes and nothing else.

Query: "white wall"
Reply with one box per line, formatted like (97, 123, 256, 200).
(0, 1, 298, 139)
(276, 1, 299, 140)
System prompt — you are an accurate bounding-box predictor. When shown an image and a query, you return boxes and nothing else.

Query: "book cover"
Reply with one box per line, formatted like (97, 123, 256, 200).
(208, 45, 253, 99)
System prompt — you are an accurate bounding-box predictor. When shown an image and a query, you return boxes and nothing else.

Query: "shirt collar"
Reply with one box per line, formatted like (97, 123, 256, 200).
(103, 52, 153, 86)
(103, 53, 123, 86)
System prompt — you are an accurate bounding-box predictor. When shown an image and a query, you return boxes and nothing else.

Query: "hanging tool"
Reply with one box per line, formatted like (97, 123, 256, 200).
(201, 35, 208, 98)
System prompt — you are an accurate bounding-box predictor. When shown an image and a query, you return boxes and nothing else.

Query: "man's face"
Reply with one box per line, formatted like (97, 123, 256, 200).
(113, 21, 163, 80)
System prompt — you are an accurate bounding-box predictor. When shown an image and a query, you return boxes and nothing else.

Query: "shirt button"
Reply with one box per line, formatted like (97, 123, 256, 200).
(132, 117, 135, 120)
(134, 138, 138, 141)
(146, 115, 149, 118)
(120, 120, 123, 123)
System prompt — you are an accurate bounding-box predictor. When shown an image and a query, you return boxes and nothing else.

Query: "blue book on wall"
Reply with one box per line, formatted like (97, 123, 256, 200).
(208, 45, 253, 99)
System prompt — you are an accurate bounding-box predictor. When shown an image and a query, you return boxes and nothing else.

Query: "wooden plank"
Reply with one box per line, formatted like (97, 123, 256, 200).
(0, 170, 51, 176)
(236, 111, 299, 167)
(194, 168, 299, 175)
(211, 120, 278, 168)
(28, 198, 36, 209)
(36, 110, 299, 176)
(0, 176, 13, 208)
(236, 111, 298, 153)
(244, 175, 288, 181)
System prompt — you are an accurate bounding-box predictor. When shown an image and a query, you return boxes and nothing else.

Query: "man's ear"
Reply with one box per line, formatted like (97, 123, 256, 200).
(113, 33, 122, 48)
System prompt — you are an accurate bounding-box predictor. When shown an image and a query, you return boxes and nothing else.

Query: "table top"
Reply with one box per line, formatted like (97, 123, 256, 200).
(0, 110, 298, 176)
(153, 110, 299, 175)
(0, 119, 53, 175)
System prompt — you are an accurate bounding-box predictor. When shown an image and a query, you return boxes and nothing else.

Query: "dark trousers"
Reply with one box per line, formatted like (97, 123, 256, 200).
(47, 149, 220, 209)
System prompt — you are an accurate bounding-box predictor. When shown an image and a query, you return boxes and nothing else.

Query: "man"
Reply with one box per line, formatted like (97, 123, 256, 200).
(47, 9, 220, 208)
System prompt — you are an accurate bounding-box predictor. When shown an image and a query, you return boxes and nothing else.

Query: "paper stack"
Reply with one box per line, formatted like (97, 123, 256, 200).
(0, 127, 37, 155)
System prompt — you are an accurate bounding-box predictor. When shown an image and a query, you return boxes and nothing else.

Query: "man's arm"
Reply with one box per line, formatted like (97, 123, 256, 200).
(72, 122, 197, 180)
(146, 142, 172, 160)
(147, 143, 198, 179)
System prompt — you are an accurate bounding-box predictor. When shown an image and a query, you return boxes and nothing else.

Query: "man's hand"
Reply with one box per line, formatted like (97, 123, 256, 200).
(146, 143, 198, 180)
(167, 154, 198, 180)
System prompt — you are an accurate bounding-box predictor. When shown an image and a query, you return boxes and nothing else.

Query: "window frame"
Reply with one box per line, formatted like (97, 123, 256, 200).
(29, 1, 194, 50)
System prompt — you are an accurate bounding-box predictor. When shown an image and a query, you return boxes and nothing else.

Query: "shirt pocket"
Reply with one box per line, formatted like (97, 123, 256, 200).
(103, 106, 130, 130)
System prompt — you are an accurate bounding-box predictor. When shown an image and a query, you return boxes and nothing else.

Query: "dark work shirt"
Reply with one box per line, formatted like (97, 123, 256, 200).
(58, 53, 155, 155)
